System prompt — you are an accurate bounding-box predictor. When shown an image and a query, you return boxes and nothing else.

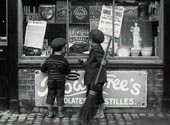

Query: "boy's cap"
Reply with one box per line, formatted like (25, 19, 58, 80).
(50, 38, 67, 51)
(89, 29, 104, 44)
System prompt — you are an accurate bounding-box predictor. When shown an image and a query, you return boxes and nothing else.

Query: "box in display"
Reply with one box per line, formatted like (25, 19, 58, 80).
(39, 4, 56, 23)
(89, 6, 102, 20)
(56, 1, 72, 23)
(72, 6, 89, 23)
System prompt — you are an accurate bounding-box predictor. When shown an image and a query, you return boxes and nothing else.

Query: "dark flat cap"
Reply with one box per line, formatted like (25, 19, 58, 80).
(89, 29, 104, 44)
(50, 38, 67, 51)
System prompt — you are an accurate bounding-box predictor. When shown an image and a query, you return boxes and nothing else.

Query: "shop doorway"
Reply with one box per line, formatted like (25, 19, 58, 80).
(0, 0, 9, 110)
(0, 62, 9, 110)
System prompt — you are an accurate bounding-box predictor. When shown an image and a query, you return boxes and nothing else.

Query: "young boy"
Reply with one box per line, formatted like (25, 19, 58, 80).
(41, 38, 70, 118)
(80, 29, 107, 118)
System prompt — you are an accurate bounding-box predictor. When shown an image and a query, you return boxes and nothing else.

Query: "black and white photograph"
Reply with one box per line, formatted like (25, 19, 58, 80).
(0, 0, 170, 125)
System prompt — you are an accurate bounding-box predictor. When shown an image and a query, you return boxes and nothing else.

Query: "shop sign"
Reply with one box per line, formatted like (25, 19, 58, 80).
(35, 70, 147, 107)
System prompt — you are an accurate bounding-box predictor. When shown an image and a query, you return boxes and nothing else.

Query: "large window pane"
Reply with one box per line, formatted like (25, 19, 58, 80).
(114, 1, 160, 58)
(18, 0, 163, 64)
(67, 0, 113, 57)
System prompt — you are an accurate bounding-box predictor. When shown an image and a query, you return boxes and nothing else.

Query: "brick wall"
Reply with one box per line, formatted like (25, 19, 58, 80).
(18, 68, 164, 113)
(18, 69, 36, 113)
(147, 69, 163, 113)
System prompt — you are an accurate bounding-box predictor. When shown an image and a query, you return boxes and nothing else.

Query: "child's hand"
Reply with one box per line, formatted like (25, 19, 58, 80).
(78, 59, 86, 64)
(40, 62, 44, 67)
(101, 60, 107, 65)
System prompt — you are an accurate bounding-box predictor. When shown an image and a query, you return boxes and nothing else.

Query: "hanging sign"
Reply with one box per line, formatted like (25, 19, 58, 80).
(35, 70, 147, 107)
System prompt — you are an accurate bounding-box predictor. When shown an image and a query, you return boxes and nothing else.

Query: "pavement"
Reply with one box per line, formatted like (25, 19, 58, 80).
(0, 110, 170, 125)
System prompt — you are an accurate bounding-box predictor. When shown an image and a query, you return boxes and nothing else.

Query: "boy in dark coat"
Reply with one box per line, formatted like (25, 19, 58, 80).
(41, 38, 70, 118)
(80, 29, 107, 118)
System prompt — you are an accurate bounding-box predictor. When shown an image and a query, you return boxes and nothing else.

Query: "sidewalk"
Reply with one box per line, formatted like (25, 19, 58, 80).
(0, 111, 170, 125)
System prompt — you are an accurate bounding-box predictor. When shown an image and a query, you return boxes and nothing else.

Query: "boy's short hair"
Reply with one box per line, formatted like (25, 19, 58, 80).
(89, 29, 104, 44)
(50, 38, 67, 51)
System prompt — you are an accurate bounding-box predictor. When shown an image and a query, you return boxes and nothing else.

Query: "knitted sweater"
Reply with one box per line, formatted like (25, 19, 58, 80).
(41, 54, 70, 81)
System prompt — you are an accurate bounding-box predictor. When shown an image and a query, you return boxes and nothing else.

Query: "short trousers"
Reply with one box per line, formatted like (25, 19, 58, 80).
(46, 79, 65, 106)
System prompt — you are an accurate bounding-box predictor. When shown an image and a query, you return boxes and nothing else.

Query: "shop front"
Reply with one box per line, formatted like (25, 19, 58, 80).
(7, 0, 164, 113)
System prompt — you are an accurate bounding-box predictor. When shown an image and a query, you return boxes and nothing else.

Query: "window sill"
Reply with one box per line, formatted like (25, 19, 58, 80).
(18, 55, 163, 68)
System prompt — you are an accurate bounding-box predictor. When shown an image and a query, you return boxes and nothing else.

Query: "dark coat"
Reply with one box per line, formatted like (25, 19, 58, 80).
(84, 44, 107, 86)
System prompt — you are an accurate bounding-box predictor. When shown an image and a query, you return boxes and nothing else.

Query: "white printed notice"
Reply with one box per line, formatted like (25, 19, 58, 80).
(24, 21, 47, 49)
(98, 5, 113, 36)
(114, 6, 124, 38)
(98, 5, 124, 38)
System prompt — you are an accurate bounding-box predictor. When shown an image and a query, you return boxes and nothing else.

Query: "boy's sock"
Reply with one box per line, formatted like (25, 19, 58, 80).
(48, 105, 54, 118)
(58, 106, 64, 118)
(95, 103, 105, 118)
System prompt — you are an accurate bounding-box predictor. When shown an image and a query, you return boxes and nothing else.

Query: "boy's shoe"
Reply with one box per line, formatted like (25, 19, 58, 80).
(58, 106, 65, 118)
(58, 112, 65, 118)
(95, 112, 105, 118)
(47, 105, 54, 118)
(94, 103, 105, 118)
(48, 111, 54, 118)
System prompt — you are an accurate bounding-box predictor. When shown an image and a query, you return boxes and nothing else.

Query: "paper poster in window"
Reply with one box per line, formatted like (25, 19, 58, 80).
(98, 5, 124, 38)
(24, 21, 47, 49)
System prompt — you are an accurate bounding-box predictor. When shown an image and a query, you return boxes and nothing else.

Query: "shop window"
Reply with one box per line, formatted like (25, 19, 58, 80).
(18, 0, 163, 64)
(68, 0, 113, 56)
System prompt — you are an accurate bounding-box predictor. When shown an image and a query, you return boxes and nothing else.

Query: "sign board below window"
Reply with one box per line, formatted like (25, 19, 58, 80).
(35, 70, 147, 107)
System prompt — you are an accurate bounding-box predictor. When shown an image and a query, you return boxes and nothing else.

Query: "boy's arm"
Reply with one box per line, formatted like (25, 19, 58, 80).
(65, 60, 71, 75)
(93, 49, 103, 62)
(78, 59, 87, 66)
(41, 61, 47, 73)
(93, 49, 108, 65)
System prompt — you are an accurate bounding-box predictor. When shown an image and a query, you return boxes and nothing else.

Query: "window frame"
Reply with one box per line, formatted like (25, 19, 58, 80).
(17, 0, 164, 65)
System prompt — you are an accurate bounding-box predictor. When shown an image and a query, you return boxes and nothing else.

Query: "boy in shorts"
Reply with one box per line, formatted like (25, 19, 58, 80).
(41, 38, 70, 118)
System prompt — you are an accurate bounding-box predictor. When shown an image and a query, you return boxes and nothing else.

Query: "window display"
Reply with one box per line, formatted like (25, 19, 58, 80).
(68, 26, 89, 55)
(19, 0, 163, 64)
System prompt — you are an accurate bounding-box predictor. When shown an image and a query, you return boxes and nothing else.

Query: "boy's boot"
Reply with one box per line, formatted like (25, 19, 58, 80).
(58, 106, 64, 118)
(95, 103, 105, 118)
(48, 105, 54, 118)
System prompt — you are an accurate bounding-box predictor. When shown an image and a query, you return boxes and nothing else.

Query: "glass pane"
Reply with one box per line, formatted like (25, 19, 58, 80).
(115, 0, 160, 57)
(22, 0, 66, 57)
(68, 0, 113, 57)
(20, 0, 162, 61)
